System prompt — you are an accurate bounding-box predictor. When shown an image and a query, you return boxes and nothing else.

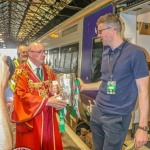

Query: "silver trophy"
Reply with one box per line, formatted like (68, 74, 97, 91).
(56, 73, 76, 106)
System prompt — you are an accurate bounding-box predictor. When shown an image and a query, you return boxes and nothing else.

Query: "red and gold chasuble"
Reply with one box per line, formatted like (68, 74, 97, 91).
(11, 62, 63, 150)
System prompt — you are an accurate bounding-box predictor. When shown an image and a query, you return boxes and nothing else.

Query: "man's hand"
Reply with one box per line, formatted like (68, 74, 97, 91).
(0, 55, 10, 90)
(134, 129, 148, 149)
(46, 95, 67, 110)
(77, 78, 86, 92)
(49, 81, 59, 96)
(135, 76, 149, 149)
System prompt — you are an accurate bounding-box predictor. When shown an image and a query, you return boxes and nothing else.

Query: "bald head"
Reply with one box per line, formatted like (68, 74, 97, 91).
(28, 42, 44, 51)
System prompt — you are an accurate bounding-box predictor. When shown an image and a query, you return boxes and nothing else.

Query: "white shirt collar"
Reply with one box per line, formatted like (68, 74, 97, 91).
(27, 59, 41, 71)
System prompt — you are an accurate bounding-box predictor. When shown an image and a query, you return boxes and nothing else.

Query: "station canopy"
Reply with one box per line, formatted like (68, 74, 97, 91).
(0, 0, 96, 45)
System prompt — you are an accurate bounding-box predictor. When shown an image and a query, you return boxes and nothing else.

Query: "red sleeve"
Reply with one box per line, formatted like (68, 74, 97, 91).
(11, 73, 48, 122)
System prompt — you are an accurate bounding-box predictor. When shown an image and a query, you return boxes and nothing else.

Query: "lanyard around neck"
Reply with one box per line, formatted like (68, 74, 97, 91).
(108, 41, 127, 81)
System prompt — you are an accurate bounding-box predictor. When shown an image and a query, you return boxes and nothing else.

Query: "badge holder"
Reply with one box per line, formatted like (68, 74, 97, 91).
(106, 76, 116, 95)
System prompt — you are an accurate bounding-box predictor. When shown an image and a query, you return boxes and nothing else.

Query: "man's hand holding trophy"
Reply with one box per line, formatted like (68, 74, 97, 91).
(47, 73, 80, 133)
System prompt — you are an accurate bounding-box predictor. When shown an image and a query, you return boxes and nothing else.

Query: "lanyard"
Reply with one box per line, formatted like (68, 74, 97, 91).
(108, 41, 127, 81)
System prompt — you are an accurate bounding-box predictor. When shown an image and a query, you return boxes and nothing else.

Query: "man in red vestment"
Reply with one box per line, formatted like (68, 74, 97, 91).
(11, 42, 67, 150)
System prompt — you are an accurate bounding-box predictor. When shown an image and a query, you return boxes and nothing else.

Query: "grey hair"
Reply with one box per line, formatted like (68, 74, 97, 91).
(28, 42, 44, 51)
(96, 13, 122, 33)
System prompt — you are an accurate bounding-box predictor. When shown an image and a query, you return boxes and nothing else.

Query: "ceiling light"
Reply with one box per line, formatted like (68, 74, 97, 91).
(49, 33, 59, 38)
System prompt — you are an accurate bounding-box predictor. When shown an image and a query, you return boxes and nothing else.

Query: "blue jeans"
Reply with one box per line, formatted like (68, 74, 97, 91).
(90, 105, 131, 150)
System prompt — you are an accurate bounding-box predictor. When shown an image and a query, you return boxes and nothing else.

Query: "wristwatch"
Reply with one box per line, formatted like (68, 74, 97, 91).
(138, 126, 149, 132)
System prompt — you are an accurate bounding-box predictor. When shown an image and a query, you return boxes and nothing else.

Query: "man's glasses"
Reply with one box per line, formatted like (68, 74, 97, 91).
(20, 51, 28, 54)
(98, 27, 111, 34)
(29, 50, 47, 54)
(97, 27, 117, 34)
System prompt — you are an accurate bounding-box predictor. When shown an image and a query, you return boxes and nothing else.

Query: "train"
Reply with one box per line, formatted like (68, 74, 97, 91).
(36, 0, 150, 148)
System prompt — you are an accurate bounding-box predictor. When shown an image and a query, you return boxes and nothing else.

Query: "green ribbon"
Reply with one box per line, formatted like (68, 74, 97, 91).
(59, 109, 65, 133)
(71, 79, 80, 117)
(66, 104, 70, 110)
(59, 79, 81, 132)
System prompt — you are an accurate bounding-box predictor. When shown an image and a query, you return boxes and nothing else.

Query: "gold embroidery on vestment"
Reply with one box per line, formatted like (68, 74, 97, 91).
(28, 80, 50, 97)
(11, 64, 53, 97)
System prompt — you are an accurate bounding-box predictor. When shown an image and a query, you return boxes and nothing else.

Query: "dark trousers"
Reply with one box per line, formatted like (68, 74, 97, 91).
(90, 105, 131, 150)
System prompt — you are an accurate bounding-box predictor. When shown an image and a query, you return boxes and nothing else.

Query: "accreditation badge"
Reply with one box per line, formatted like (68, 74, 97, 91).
(106, 81, 116, 94)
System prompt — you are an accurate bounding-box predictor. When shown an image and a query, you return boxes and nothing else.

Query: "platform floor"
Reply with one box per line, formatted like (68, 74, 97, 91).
(63, 124, 150, 150)
(62, 123, 90, 150)
(11, 120, 150, 150)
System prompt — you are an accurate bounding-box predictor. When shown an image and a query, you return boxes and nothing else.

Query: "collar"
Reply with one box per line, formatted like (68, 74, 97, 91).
(27, 59, 42, 71)
(108, 40, 127, 55)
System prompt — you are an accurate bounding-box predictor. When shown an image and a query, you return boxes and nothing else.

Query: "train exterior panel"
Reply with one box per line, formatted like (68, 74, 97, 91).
(37, 0, 114, 131)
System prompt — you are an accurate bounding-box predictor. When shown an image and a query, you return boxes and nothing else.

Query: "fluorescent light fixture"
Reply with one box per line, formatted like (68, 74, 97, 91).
(49, 33, 59, 38)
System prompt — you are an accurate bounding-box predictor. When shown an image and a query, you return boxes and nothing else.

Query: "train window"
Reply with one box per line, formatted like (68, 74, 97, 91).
(59, 48, 66, 68)
(62, 24, 78, 37)
(49, 54, 53, 66)
(59, 43, 79, 74)
(47, 48, 59, 73)
(71, 49, 78, 71)
(90, 37, 103, 82)
(64, 47, 72, 69)
(47, 43, 79, 75)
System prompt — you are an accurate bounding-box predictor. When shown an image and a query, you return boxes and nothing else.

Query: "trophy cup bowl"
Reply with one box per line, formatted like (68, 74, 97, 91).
(56, 73, 76, 106)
